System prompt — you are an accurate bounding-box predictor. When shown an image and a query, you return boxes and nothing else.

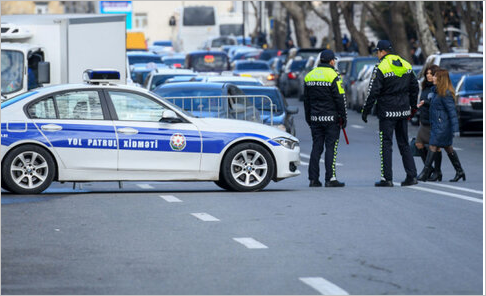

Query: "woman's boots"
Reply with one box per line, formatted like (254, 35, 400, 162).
(428, 151, 442, 181)
(447, 150, 466, 182)
(418, 151, 438, 181)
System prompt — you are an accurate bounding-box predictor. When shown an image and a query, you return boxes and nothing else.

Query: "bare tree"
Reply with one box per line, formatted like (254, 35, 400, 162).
(280, 2, 311, 48)
(431, 2, 450, 53)
(307, 2, 336, 50)
(340, 2, 369, 55)
(457, 2, 482, 52)
(408, 1, 439, 58)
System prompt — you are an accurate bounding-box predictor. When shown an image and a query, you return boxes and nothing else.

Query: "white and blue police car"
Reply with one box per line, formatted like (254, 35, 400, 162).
(1, 70, 300, 194)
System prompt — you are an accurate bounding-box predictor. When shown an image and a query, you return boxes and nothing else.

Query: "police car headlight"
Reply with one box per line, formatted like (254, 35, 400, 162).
(273, 137, 299, 149)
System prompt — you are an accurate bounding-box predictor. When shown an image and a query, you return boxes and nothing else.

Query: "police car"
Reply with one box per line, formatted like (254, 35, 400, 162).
(1, 70, 300, 194)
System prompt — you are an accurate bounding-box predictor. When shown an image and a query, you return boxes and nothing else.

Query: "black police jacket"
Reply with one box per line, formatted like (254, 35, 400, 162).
(303, 63, 347, 125)
(362, 54, 419, 120)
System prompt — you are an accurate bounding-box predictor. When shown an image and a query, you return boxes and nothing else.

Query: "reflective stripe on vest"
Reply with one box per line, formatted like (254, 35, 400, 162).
(377, 54, 412, 78)
(305, 67, 345, 94)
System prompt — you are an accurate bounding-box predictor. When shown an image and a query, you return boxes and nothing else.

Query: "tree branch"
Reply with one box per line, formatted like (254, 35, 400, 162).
(362, 2, 391, 37)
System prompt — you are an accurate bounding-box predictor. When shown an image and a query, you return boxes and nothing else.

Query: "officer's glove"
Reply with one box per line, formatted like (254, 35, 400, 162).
(340, 118, 347, 129)
(361, 110, 368, 123)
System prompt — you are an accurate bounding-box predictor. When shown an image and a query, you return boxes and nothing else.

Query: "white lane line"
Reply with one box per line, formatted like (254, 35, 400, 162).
(160, 195, 182, 202)
(454, 147, 463, 151)
(233, 237, 268, 249)
(301, 161, 309, 166)
(137, 184, 154, 189)
(394, 183, 483, 204)
(299, 277, 349, 295)
(300, 153, 343, 166)
(351, 124, 364, 129)
(191, 213, 220, 222)
(420, 182, 483, 195)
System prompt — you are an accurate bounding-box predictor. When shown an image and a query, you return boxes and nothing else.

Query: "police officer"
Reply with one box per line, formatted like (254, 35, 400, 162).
(304, 49, 347, 187)
(361, 40, 419, 187)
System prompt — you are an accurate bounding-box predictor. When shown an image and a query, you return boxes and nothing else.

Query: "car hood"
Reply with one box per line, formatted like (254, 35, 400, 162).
(191, 117, 297, 141)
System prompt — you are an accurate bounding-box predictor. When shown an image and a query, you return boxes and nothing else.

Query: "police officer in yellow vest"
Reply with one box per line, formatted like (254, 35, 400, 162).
(361, 40, 419, 187)
(304, 50, 347, 187)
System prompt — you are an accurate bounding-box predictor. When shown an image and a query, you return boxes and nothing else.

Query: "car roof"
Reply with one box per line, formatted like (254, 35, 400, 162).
(155, 82, 228, 90)
(432, 52, 483, 58)
(187, 50, 228, 56)
(205, 76, 260, 82)
(234, 60, 268, 64)
(127, 51, 162, 57)
(237, 85, 279, 92)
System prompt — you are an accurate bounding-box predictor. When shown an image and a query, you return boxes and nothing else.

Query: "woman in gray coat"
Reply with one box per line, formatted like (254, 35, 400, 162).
(418, 69, 465, 182)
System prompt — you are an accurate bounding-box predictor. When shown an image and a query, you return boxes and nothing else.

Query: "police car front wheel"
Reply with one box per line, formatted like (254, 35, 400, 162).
(2, 145, 55, 194)
(221, 143, 275, 192)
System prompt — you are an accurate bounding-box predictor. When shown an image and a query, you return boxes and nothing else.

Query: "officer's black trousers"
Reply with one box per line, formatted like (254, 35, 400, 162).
(309, 123, 340, 182)
(379, 118, 417, 181)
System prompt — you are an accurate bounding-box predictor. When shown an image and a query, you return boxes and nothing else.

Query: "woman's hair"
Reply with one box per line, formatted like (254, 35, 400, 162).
(421, 64, 440, 89)
(435, 69, 455, 99)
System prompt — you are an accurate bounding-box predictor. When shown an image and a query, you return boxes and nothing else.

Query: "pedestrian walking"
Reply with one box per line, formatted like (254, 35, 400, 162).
(415, 64, 442, 181)
(417, 69, 465, 182)
(304, 50, 347, 187)
(361, 40, 419, 187)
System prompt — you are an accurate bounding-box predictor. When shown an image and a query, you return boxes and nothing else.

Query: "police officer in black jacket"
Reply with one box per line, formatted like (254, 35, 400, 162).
(304, 50, 347, 187)
(361, 40, 419, 187)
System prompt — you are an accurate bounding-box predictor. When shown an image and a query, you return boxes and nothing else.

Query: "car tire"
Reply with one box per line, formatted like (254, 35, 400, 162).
(1, 145, 55, 194)
(221, 143, 275, 192)
(214, 179, 233, 191)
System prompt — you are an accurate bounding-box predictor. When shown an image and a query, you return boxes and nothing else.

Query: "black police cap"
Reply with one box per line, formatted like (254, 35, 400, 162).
(373, 40, 393, 52)
(320, 49, 337, 62)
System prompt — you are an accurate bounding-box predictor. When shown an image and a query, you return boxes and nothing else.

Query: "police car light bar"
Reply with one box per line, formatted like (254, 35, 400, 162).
(83, 69, 121, 85)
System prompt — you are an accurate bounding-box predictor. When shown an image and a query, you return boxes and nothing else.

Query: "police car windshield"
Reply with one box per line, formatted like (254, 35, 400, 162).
(439, 57, 483, 74)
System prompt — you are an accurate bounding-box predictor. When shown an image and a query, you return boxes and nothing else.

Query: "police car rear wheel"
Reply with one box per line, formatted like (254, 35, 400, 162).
(2, 145, 55, 194)
(221, 143, 274, 192)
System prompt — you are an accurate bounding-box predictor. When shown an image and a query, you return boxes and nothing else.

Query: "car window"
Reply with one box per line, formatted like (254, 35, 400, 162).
(109, 91, 167, 122)
(439, 57, 483, 74)
(27, 97, 56, 119)
(55, 91, 103, 120)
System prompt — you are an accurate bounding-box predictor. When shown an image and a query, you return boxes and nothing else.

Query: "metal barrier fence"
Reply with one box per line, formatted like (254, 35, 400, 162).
(163, 95, 276, 126)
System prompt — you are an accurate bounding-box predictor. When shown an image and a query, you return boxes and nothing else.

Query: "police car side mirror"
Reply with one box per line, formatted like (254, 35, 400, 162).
(160, 110, 183, 123)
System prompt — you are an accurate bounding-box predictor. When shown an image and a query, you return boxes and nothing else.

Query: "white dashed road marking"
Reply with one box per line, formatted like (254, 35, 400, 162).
(299, 277, 349, 295)
(137, 184, 154, 189)
(420, 182, 483, 195)
(160, 195, 182, 202)
(394, 182, 483, 203)
(233, 237, 268, 249)
(191, 213, 220, 222)
(351, 124, 364, 129)
(300, 153, 343, 166)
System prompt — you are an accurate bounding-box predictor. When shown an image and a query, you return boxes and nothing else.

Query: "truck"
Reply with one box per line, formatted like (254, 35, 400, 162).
(1, 14, 127, 100)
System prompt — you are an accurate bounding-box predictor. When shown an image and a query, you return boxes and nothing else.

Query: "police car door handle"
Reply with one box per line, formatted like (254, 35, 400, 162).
(117, 127, 139, 135)
(40, 124, 63, 132)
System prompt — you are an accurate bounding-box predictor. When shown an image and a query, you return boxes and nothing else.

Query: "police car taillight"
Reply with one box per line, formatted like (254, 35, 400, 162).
(83, 69, 121, 85)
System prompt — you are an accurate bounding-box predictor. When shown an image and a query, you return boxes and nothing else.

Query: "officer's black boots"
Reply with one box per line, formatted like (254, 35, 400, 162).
(418, 151, 438, 181)
(401, 176, 418, 186)
(418, 147, 428, 164)
(309, 180, 323, 187)
(325, 180, 345, 187)
(447, 150, 466, 182)
(428, 151, 442, 181)
(375, 180, 394, 187)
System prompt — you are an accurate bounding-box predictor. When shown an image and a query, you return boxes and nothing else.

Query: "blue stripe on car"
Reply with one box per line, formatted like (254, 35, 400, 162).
(1, 91, 38, 109)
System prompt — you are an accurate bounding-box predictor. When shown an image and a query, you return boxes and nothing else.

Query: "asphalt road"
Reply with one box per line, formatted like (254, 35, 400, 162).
(2, 97, 484, 295)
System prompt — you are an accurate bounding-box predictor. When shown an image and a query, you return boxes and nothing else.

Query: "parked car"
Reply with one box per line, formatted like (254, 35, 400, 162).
(455, 73, 483, 135)
(278, 58, 307, 97)
(1, 71, 300, 193)
(337, 56, 379, 108)
(161, 55, 186, 68)
(143, 68, 196, 91)
(152, 82, 260, 122)
(296, 56, 317, 101)
(419, 52, 483, 88)
(238, 85, 299, 136)
(231, 60, 276, 86)
(184, 51, 231, 74)
(350, 64, 373, 111)
(130, 63, 168, 85)
(127, 51, 164, 67)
